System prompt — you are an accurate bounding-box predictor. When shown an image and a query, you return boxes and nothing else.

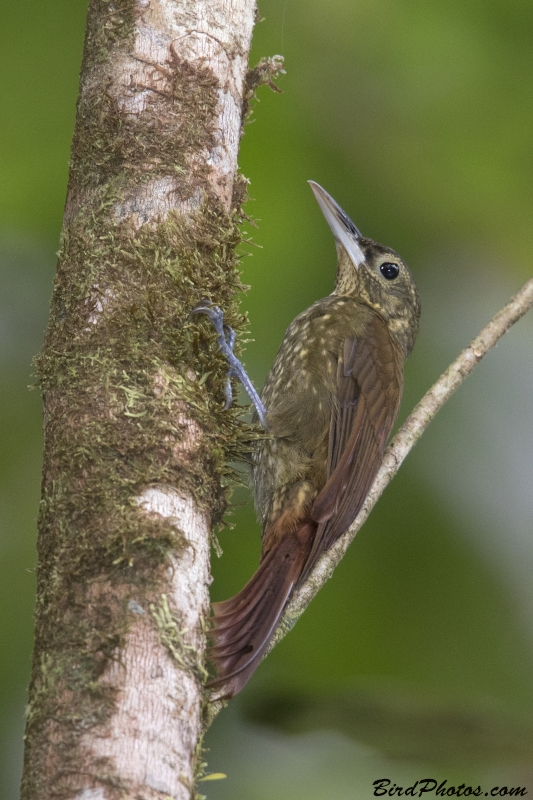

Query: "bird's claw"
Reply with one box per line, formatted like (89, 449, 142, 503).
(190, 302, 268, 429)
(190, 303, 236, 352)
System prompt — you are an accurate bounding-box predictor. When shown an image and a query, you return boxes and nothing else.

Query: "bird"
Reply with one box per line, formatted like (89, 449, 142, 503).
(196, 181, 421, 698)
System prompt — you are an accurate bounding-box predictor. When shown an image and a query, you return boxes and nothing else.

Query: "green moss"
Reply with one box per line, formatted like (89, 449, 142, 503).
(243, 55, 285, 125)
(35, 189, 256, 605)
(71, 35, 219, 192)
(83, 0, 136, 68)
(150, 593, 209, 681)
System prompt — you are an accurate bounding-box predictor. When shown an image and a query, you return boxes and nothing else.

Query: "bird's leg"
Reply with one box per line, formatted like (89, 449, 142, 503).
(190, 303, 268, 429)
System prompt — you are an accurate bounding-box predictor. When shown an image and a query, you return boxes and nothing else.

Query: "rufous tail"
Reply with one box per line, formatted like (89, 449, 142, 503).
(207, 523, 315, 698)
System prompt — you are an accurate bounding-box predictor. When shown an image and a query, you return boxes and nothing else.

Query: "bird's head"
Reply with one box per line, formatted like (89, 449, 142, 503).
(309, 181, 421, 357)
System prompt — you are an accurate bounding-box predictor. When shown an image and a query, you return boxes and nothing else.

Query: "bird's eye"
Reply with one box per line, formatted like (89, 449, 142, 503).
(380, 262, 400, 280)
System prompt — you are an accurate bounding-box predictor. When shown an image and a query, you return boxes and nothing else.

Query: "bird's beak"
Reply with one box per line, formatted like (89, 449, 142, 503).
(308, 181, 365, 268)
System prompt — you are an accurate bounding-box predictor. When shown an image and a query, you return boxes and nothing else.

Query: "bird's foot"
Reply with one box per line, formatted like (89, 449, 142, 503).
(190, 302, 268, 429)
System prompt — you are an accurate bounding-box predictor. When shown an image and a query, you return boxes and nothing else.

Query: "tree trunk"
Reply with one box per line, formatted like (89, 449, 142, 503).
(21, 1, 258, 798)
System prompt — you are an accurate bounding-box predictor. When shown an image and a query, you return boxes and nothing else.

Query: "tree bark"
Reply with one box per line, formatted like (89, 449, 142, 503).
(21, 2, 261, 798)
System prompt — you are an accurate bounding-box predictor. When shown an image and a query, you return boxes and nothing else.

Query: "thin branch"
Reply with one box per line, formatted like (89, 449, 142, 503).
(269, 275, 533, 646)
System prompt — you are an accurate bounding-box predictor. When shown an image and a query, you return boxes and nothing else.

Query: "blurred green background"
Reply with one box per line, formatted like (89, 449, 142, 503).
(2, 0, 533, 796)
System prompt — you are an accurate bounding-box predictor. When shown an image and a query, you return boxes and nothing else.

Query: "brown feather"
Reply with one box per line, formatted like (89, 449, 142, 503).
(302, 316, 402, 580)
(207, 524, 315, 698)
(208, 216, 420, 698)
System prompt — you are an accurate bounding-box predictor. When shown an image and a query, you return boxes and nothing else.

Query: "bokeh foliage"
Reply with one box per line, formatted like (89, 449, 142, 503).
(2, 0, 533, 797)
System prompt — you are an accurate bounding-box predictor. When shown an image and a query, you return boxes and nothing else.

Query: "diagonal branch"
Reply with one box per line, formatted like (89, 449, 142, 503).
(268, 275, 533, 648)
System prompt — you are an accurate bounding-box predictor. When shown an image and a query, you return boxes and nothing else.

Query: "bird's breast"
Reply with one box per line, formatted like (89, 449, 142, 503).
(252, 297, 372, 528)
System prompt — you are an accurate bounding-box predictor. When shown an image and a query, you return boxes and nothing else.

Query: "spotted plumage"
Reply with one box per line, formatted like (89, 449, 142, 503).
(208, 182, 420, 698)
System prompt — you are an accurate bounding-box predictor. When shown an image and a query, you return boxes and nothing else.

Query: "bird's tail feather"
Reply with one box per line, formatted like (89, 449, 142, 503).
(207, 523, 315, 698)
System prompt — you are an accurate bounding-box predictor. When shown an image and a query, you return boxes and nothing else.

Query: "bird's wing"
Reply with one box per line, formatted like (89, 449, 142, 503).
(302, 314, 403, 579)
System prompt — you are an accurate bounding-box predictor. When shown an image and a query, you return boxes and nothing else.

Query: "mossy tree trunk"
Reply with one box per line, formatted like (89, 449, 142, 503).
(21, 2, 261, 798)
